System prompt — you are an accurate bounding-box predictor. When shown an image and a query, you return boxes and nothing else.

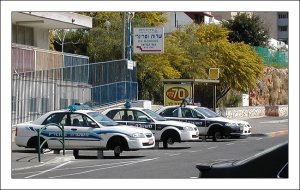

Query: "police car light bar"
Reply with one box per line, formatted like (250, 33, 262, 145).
(124, 101, 132, 109)
(68, 103, 91, 111)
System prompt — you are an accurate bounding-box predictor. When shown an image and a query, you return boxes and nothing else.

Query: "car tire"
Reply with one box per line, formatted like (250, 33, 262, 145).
(73, 150, 79, 159)
(113, 145, 122, 158)
(213, 131, 222, 142)
(163, 137, 174, 149)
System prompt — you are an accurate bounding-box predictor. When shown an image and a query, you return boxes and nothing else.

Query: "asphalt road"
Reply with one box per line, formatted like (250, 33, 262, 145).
(11, 116, 289, 179)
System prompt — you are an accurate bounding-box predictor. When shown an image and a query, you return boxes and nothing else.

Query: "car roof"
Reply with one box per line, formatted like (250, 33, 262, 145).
(162, 105, 199, 109)
(107, 107, 146, 111)
(47, 109, 95, 114)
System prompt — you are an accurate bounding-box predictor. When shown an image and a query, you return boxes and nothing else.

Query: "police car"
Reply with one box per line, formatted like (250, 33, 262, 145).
(14, 104, 155, 157)
(102, 102, 199, 149)
(156, 105, 252, 141)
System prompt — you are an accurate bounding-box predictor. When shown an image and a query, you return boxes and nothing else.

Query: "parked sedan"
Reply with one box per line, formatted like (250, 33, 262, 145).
(15, 103, 155, 157)
(156, 105, 251, 141)
(102, 103, 199, 149)
(196, 141, 288, 178)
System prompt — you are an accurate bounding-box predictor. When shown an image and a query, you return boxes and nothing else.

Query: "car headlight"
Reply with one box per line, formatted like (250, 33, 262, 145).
(181, 126, 194, 131)
(131, 132, 145, 138)
(225, 123, 238, 127)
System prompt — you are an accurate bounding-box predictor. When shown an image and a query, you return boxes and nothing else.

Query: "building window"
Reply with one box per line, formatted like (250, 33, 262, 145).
(278, 26, 288, 31)
(278, 12, 288, 19)
(12, 24, 34, 46)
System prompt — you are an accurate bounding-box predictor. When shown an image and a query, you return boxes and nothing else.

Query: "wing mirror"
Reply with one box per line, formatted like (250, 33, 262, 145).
(197, 114, 204, 119)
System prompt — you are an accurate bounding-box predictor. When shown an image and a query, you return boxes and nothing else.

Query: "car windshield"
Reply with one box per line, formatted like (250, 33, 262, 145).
(195, 107, 220, 118)
(143, 109, 167, 121)
(87, 112, 119, 126)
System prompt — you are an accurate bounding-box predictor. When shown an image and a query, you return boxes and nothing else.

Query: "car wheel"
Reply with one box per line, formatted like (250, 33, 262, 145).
(73, 150, 79, 159)
(163, 137, 174, 149)
(114, 145, 122, 158)
(213, 131, 222, 142)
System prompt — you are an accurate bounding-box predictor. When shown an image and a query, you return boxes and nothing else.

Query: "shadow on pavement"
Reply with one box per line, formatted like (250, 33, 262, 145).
(75, 155, 146, 159)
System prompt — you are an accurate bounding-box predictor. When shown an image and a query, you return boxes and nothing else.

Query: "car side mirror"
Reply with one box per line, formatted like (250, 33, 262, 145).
(197, 114, 204, 119)
(90, 122, 98, 127)
(138, 116, 151, 122)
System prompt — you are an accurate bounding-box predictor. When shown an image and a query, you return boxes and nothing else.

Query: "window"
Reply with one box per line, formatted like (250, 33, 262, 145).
(42, 113, 66, 125)
(278, 12, 288, 19)
(182, 108, 194, 118)
(12, 25, 34, 46)
(278, 26, 288, 31)
(160, 108, 179, 117)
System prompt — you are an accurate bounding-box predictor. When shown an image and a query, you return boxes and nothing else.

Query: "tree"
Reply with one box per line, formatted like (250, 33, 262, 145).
(76, 12, 168, 62)
(138, 23, 263, 104)
(222, 13, 269, 47)
(193, 23, 264, 103)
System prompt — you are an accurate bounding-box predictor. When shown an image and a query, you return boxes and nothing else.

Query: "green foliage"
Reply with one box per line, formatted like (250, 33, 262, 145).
(49, 12, 265, 105)
(138, 23, 263, 103)
(222, 13, 270, 47)
(218, 90, 242, 108)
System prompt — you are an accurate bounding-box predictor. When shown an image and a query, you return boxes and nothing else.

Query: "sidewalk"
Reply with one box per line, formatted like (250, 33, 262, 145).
(11, 142, 74, 170)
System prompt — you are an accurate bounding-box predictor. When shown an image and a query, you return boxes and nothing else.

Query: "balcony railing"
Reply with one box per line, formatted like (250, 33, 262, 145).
(12, 43, 89, 74)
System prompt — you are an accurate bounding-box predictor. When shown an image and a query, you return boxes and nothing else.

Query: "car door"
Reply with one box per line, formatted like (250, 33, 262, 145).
(128, 110, 156, 131)
(41, 112, 69, 149)
(181, 108, 207, 135)
(65, 113, 101, 149)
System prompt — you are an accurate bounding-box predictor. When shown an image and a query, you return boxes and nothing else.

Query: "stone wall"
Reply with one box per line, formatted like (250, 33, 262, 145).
(217, 105, 288, 119)
(265, 105, 288, 117)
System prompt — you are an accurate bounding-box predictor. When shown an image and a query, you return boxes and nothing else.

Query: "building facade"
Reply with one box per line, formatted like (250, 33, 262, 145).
(210, 11, 288, 45)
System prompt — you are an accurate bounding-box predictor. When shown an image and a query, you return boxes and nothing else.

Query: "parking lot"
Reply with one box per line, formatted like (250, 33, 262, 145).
(11, 116, 288, 179)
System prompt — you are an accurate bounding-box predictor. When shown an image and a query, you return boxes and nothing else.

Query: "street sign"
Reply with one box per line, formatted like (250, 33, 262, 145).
(209, 68, 220, 79)
(127, 60, 135, 70)
(133, 27, 164, 54)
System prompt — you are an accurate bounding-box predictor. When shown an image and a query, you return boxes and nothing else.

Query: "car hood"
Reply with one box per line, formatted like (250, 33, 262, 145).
(206, 116, 235, 123)
(207, 117, 249, 125)
(156, 120, 197, 128)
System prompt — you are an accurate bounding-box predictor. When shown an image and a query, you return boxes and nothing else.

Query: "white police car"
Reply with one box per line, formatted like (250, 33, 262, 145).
(102, 102, 199, 148)
(14, 104, 155, 157)
(156, 105, 252, 141)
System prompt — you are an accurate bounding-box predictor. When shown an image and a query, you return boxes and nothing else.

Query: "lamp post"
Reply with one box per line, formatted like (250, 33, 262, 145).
(126, 12, 135, 101)
(127, 12, 135, 60)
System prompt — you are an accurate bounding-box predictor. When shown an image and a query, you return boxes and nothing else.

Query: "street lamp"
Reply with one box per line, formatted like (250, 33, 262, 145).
(126, 12, 135, 101)
(127, 12, 135, 60)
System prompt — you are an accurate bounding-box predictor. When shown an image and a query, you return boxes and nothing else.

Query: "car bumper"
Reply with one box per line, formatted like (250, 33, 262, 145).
(180, 131, 199, 141)
(127, 136, 155, 149)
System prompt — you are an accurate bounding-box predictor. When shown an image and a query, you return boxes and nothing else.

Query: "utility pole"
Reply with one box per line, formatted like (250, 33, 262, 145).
(122, 12, 126, 59)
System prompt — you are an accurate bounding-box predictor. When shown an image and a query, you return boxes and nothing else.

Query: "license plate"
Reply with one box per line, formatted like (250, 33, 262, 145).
(149, 139, 154, 145)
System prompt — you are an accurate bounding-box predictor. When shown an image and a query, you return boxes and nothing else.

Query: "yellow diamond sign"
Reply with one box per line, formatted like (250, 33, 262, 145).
(209, 68, 219, 79)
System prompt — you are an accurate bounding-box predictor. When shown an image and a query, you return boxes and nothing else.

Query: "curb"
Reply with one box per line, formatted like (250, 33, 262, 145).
(266, 130, 288, 137)
(42, 155, 75, 164)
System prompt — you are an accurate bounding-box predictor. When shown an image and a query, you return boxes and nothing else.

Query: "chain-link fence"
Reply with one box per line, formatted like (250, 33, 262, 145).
(254, 46, 288, 68)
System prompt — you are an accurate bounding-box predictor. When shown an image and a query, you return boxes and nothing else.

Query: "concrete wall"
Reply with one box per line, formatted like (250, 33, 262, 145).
(33, 28, 49, 49)
(217, 105, 288, 119)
